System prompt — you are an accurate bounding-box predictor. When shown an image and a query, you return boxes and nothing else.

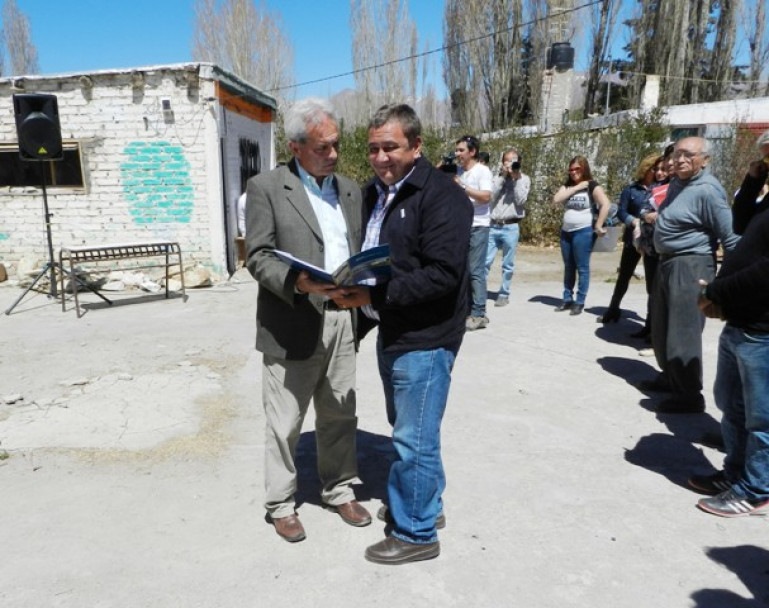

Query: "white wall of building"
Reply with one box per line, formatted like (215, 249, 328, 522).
(0, 64, 275, 278)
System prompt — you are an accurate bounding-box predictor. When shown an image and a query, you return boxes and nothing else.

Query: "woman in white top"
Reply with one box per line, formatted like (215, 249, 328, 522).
(552, 155, 610, 315)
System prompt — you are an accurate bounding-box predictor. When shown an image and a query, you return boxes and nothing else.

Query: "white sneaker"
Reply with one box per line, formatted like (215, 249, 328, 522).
(466, 316, 488, 331)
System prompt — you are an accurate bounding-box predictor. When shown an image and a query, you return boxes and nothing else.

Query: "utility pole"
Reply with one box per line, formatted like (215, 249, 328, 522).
(605, 56, 612, 115)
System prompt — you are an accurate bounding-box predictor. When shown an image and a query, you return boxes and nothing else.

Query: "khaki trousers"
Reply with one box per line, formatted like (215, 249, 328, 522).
(262, 310, 360, 518)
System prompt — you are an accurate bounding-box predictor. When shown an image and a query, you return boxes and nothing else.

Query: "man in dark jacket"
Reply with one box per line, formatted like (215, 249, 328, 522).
(332, 103, 472, 564)
(689, 152, 769, 517)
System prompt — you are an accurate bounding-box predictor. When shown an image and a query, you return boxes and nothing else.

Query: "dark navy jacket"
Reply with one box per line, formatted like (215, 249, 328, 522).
(707, 172, 769, 333)
(362, 156, 473, 353)
(617, 180, 654, 245)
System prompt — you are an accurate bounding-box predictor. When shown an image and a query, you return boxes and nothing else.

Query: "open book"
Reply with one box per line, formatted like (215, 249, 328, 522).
(270, 244, 391, 286)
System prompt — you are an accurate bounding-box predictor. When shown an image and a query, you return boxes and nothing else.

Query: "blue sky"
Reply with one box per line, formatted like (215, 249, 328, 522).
(14, 0, 446, 98)
(12, 1, 764, 99)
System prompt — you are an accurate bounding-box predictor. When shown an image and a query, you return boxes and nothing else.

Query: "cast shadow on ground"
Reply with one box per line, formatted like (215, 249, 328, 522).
(294, 428, 395, 508)
(590, 304, 645, 325)
(78, 291, 188, 316)
(597, 355, 658, 392)
(528, 294, 562, 308)
(593, 317, 650, 348)
(599, 355, 722, 445)
(585, 306, 644, 333)
(691, 545, 769, 607)
(624, 433, 719, 493)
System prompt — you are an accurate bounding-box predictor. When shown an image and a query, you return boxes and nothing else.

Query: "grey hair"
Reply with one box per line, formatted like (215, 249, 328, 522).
(284, 98, 338, 144)
(677, 136, 712, 157)
(756, 129, 769, 149)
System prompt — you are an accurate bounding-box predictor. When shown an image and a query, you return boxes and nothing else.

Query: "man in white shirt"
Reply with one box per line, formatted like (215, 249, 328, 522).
(454, 135, 493, 330)
(237, 191, 247, 236)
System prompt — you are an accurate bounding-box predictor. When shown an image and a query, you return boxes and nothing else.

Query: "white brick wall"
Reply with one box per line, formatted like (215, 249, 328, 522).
(0, 65, 274, 277)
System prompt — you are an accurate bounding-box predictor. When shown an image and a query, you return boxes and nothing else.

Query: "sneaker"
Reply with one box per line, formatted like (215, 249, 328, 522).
(555, 301, 573, 312)
(638, 347, 655, 357)
(466, 316, 488, 331)
(697, 489, 769, 518)
(495, 297, 509, 307)
(688, 470, 731, 495)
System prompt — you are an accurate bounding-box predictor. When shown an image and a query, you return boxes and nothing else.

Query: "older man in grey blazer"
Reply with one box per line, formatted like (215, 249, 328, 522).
(245, 98, 370, 543)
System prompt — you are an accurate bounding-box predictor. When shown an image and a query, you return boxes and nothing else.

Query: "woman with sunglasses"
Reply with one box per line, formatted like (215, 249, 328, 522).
(552, 156, 610, 315)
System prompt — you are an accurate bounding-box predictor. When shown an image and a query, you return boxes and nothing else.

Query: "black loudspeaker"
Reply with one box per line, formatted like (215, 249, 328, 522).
(13, 93, 63, 161)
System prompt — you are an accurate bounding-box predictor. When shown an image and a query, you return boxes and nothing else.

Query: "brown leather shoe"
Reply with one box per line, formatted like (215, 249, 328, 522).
(271, 513, 306, 543)
(365, 536, 440, 565)
(325, 500, 372, 527)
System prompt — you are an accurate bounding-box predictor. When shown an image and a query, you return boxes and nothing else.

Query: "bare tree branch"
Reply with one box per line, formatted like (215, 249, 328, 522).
(741, 0, 768, 95)
(0, 27, 5, 77)
(349, 0, 421, 123)
(2, 0, 39, 75)
(584, 0, 618, 117)
(444, 0, 548, 130)
(191, 0, 295, 106)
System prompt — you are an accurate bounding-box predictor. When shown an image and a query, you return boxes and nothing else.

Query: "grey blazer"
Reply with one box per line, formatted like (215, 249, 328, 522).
(245, 159, 362, 360)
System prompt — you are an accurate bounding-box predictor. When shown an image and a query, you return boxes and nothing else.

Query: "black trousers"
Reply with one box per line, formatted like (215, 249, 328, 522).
(651, 254, 715, 401)
(608, 243, 658, 329)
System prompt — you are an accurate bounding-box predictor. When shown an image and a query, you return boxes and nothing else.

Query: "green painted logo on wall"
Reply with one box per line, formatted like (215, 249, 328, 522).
(121, 141, 194, 223)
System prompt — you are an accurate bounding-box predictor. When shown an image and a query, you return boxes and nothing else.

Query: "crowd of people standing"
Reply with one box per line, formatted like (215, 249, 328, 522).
(243, 95, 769, 566)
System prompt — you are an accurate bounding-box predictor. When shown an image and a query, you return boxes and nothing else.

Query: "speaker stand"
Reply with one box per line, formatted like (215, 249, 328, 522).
(5, 161, 109, 315)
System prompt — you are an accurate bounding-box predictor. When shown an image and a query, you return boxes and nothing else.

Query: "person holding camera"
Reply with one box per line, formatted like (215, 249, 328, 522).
(454, 135, 493, 330)
(485, 148, 530, 307)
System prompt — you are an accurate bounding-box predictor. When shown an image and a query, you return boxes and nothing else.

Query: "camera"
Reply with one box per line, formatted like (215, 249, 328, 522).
(511, 161, 521, 171)
(439, 151, 458, 174)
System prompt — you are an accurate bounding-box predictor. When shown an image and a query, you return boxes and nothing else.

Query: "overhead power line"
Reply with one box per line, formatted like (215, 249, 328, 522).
(266, 0, 602, 94)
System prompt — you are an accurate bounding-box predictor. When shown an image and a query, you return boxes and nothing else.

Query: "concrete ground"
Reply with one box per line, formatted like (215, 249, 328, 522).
(1, 245, 767, 607)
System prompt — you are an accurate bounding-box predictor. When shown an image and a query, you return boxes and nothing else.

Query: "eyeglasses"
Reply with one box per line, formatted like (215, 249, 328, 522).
(672, 150, 702, 160)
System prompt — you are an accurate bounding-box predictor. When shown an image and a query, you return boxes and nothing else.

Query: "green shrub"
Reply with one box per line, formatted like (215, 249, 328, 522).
(277, 108, 763, 245)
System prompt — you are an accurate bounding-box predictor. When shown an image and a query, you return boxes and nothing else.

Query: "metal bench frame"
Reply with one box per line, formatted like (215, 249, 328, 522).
(59, 242, 186, 317)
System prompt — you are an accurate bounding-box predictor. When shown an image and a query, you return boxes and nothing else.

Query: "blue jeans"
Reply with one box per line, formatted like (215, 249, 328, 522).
(713, 324, 769, 501)
(486, 223, 519, 298)
(469, 226, 490, 317)
(377, 339, 457, 544)
(560, 226, 594, 305)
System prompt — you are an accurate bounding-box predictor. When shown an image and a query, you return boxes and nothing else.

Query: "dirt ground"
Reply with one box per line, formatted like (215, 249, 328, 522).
(1, 244, 767, 607)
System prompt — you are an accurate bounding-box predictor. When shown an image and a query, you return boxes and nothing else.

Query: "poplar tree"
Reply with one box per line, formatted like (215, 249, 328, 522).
(1, 0, 39, 76)
(192, 0, 295, 106)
